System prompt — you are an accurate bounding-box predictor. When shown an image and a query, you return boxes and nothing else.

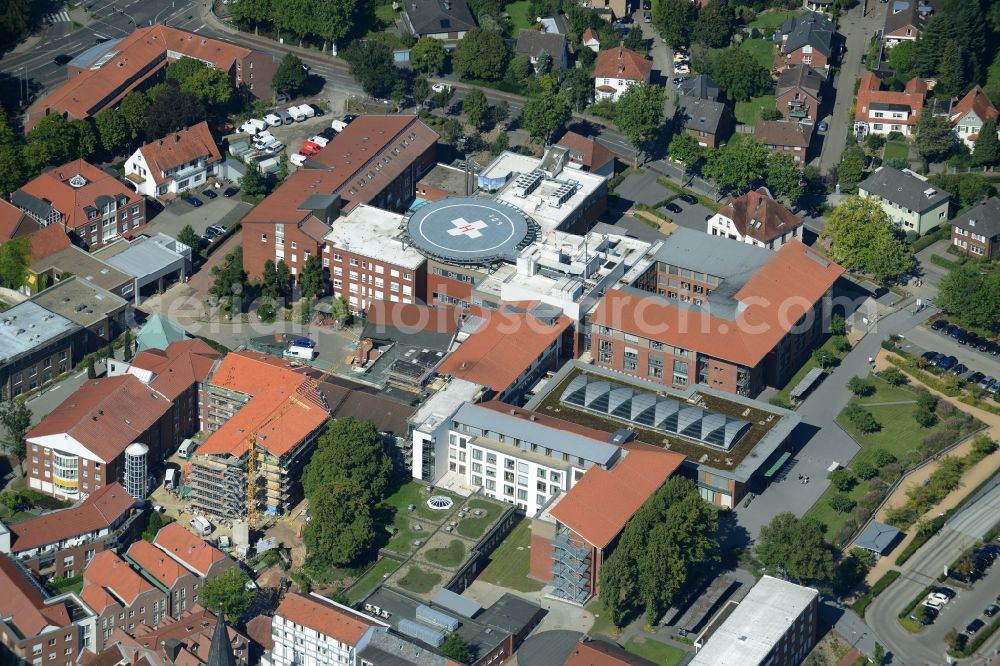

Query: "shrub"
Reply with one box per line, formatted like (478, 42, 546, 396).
(848, 376, 875, 397)
(830, 494, 857, 513)
(885, 504, 919, 528)
(922, 429, 959, 454)
(915, 389, 938, 412)
(829, 469, 857, 491)
(835, 519, 859, 546)
(914, 406, 938, 428)
(887, 131, 905, 141)
(845, 404, 880, 433)
(853, 506, 872, 523)
(971, 435, 998, 458)
(880, 367, 908, 386)
(866, 133, 886, 150)
(870, 449, 898, 467)
(881, 462, 903, 481)
(852, 570, 902, 615)
(868, 477, 888, 493)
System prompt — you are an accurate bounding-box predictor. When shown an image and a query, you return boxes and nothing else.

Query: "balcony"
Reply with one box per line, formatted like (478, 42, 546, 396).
(169, 162, 207, 182)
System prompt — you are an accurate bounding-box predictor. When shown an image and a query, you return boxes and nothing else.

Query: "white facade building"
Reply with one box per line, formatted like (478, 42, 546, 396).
(265, 593, 386, 666)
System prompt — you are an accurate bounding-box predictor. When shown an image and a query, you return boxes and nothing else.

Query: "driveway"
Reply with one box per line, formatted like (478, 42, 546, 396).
(146, 196, 252, 242)
(817, 1, 888, 175)
(661, 200, 713, 233)
(902, 324, 1000, 378)
(615, 171, 671, 206)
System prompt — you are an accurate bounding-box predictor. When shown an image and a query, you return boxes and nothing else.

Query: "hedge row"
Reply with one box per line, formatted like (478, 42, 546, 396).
(851, 570, 902, 616)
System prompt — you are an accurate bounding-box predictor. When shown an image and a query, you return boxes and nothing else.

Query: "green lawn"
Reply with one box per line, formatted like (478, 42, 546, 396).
(740, 39, 776, 70)
(735, 95, 776, 125)
(772, 335, 851, 407)
(396, 565, 442, 594)
(424, 539, 466, 567)
(480, 520, 544, 593)
(884, 141, 909, 162)
(504, 0, 533, 35)
(748, 9, 802, 32)
(382, 481, 460, 523)
(457, 498, 504, 539)
(625, 636, 686, 666)
(346, 558, 400, 605)
(586, 598, 621, 637)
(375, 2, 397, 26)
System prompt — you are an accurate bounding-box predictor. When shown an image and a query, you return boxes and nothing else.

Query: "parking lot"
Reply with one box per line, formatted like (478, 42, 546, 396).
(147, 195, 252, 246)
(660, 197, 714, 233)
(229, 109, 339, 170)
(901, 319, 1000, 384)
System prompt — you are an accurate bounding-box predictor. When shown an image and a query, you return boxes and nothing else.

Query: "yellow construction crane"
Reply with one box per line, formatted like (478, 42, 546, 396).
(244, 359, 337, 530)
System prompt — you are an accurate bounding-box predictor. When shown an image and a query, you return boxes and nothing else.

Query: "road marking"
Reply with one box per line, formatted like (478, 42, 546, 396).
(194, 23, 205, 32)
(44, 10, 71, 23)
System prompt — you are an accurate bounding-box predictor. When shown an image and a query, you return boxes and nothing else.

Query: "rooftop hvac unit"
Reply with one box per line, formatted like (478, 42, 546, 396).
(398, 619, 445, 647)
(512, 170, 544, 198)
(416, 604, 460, 631)
(548, 181, 576, 208)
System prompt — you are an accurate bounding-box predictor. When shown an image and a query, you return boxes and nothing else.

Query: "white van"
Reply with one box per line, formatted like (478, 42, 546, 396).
(189, 516, 212, 536)
(330, 119, 348, 133)
(290, 153, 308, 167)
(307, 135, 329, 148)
(288, 106, 306, 122)
(294, 104, 315, 119)
(264, 113, 283, 127)
(164, 468, 178, 490)
(284, 344, 317, 360)
(178, 438, 196, 459)
(240, 118, 266, 135)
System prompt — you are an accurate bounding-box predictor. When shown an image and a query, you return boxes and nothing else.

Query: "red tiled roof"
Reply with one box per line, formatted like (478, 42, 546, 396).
(197, 352, 329, 457)
(437, 304, 572, 393)
(591, 240, 844, 367)
(82, 550, 156, 612)
(152, 522, 229, 576)
(30, 26, 252, 125)
(564, 639, 659, 665)
(855, 72, 925, 126)
(8, 482, 134, 552)
(718, 187, 804, 244)
(16, 159, 144, 233)
(136, 122, 222, 187)
(0, 554, 71, 638)
(950, 85, 998, 127)
(557, 131, 615, 172)
(549, 448, 684, 549)
(241, 169, 344, 226)
(28, 223, 72, 260)
(594, 45, 651, 82)
(0, 199, 31, 240)
(275, 593, 379, 645)
(26, 375, 172, 463)
(127, 539, 188, 588)
(131, 338, 220, 401)
(582, 28, 600, 45)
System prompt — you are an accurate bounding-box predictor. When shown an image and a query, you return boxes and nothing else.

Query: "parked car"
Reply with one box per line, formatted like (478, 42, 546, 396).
(921, 350, 938, 363)
(184, 196, 203, 207)
(968, 372, 986, 385)
(912, 606, 938, 624)
(818, 120, 829, 133)
(309, 104, 325, 116)
(201, 188, 217, 200)
(665, 202, 683, 214)
(950, 363, 968, 375)
(264, 141, 286, 155)
(277, 110, 294, 125)
(976, 338, 993, 352)
(240, 118, 267, 135)
(934, 586, 957, 599)
(937, 355, 958, 371)
(643, 10, 652, 22)
(966, 619, 985, 635)
(674, 64, 690, 74)
(985, 604, 999, 617)
(222, 186, 239, 197)
(944, 323, 959, 337)
(290, 153, 308, 167)
(343, 114, 358, 123)
(930, 319, 948, 331)
(264, 113, 283, 127)
(952, 327, 969, 343)
(318, 127, 337, 140)
(308, 135, 330, 147)
(207, 224, 227, 235)
(679, 194, 698, 204)
(978, 375, 996, 390)
(431, 83, 451, 93)
(276, 93, 289, 105)
(926, 592, 951, 606)
(288, 106, 306, 122)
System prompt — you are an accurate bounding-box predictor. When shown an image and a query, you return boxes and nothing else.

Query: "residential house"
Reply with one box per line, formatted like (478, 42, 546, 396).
(754, 120, 813, 165)
(402, 0, 477, 39)
(263, 592, 384, 666)
(27, 245, 135, 301)
(436, 302, 573, 405)
(883, 0, 936, 48)
(126, 522, 236, 619)
(949, 85, 999, 150)
(854, 72, 927, 137)
(708, 187, 805, 249)
(81, 551, 167, 649)
(28, 25, 277, 127)
(30, 276, 129, 355)
(188, 352, 329, 518)
(582, 28, 600, 52)
(776, 64, 824, 122)
(858, 166, 950, 234)
(589, 227, 844, 397)
(0, 554, 97, 664)
(680, 73, 721, 101)
(125, 121, 223, 197)
(676, 93, 732, 149)
(25, 374, 175, 500)
(950, 197, 1000, 260)
(531, 447, 684, 602)
(593, 45, 652, 102)
(803, 0, 835, 12)
(556, 131, 615, 176)
(242, 115, 438, 281)
(0, 300, 82, 401)
(516, 29, 569, 71)
(12, 159, 147, 248)
(0, 482, 138, 579)
(579, 0, 629, 20)
(778, 12, 836, 70)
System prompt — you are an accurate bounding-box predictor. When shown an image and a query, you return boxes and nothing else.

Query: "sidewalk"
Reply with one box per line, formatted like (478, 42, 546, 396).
(862, 349, 1000, 584)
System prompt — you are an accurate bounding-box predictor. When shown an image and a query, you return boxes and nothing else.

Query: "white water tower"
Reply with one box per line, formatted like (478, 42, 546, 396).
(123, 443, 149, 500)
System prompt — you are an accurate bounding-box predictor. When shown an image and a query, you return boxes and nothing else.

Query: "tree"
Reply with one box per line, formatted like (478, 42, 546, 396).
(880, 367, 907, 386)
(299, 255, 328, 300)
(703, 134, 770, 194)
(911, 0, 985, 83)
(654, 0, 694, 47)
(704, 47, 773, 102)
(669, 131, 704, 172)
(0, 398, 32, 473)
(829, 494, 856, 513)
(936, 264, 1000, 332)
(144, 83, 205, 139)
(615, 82, 665, 166)
(304, 479, 376, 568)
(888, 40, 914, 79)
(166, 56, 209, 85)
(95, 108, 128, 156)
(23, 114, 81, 174)
(273, 53, 308, 95)
(506, 55, 533, 83)
(847, 376, 874, 397)
(241, 161, 267, 198)
(838, 144, 866, 191)
(303, 417, 395, 500)
(845, 403, 880, 433)
(823, 196, 914, 282)
(119, 91, 150, 142)
(410, 37, 448, 74)
(766, 153, 804, 203)
(915, 111, 955, 163)
(944, 628, 962, 651)
(262, 259, 293, 302)
(463, 88, 488, 130)
(412, 75, 431, 104)
(0, 0, 30, 46)
(343, 40, 398, 98)
(452, 28, 510, 81)
(972, 117, 999, 167)
(210, 247, 248, 309)
(622, 31, 645, 54)
(198, 568, 257, 620)
(935, 41, 967, 100)
(957, 174, 993, 208)
(181, 67, 233, 108)
(0, 236, 32, 289)
(755, 512, 836, 585)
(560, 68, 594, 112)
(873, 643, 885, 665)
(87, 358, 97, 379)
(828, 469, 857, 492)
(177, 225, 202, 256)
(71, 119, 98, 160)
(122, 330, 133, 362)
(0, 113, 24, 198)
(142, 510, 165, 542)
(441, 633, 470, 663)
(521, 77, 570, 142)
(691, 1, 734, 48)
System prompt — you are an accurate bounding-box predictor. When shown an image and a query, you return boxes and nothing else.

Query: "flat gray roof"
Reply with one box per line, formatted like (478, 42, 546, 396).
(0, 301, 80, 365)
(357, 630, 451, 666)
(31, 246, 133, 293)
(95, 234, 187, 279)
(453, 402, 621, 466)
(31, 276, 128, 328)
(691, 576, 818, 666)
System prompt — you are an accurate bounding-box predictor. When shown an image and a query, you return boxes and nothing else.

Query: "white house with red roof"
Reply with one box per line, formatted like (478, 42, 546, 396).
(263, 592, 387, 666)
(707, 187, 804, 250)
(124, 121, 223, 198)
(593, 45, 652, 102)
(949, 85, 999, 150)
